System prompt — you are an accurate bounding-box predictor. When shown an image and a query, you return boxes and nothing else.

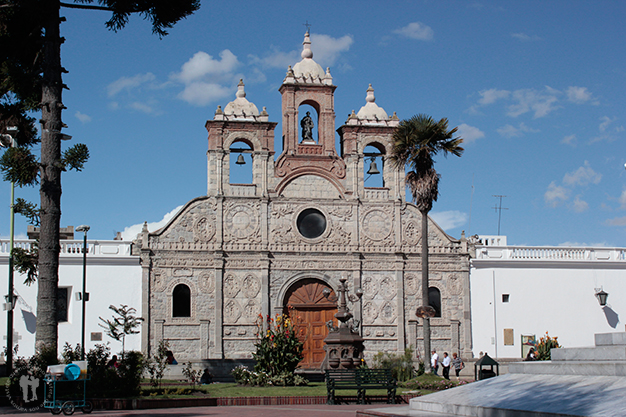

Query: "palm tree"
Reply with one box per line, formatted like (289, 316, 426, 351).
(390, 114, 463, 373)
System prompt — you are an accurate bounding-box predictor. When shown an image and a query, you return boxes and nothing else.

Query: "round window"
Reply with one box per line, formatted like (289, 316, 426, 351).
(297, 208, 326, 239)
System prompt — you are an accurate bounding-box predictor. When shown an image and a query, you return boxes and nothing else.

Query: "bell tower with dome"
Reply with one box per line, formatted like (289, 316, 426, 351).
(138, 32, 472, 371)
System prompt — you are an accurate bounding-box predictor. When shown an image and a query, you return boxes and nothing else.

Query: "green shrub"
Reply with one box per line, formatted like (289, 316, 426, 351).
(400, 377, 467, 391)
(251, 311, 303, 384)
(536, 332, 561, 360)
(371, 346, 416, 382)
(85, 344, 144, 397)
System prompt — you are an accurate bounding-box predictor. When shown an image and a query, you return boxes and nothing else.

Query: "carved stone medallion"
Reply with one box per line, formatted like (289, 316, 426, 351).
(242, 299, 260, 322)
(194, 216, 216, 241)
(362, 301, 379, 323)
(447, 273, 462, 296)
(198, 271, 215, 294)
(362, 209, 393, 241)
(380, 276, 396, 300)
(224, 299, 241, 323)
(224, 274, 240, 298)
(361, 276, 378, 299)
(403, 219, 420, 245)
(404, 273, 419, 296)
(225, 205, 258, 239)
(379, 301, 397, 324)
(242, 274, 261, 298)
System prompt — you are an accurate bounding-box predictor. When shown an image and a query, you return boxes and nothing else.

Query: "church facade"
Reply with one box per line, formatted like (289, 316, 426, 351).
(135, 32, 472, 368)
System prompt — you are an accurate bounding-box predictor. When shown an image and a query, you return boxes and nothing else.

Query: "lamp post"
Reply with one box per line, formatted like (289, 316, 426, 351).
(75, 225, 90, 360)
(1, 126, 18, 374)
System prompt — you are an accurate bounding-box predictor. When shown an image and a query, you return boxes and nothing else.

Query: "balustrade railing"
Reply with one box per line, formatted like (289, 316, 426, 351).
(0, 239, 132, 257)
(475, 245, 626, 262)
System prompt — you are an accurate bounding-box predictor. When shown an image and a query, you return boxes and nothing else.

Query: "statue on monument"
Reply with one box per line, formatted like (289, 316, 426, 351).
(300, 111, 315, 143)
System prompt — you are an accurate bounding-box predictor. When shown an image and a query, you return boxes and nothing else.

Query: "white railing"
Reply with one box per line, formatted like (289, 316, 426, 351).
(0, 239, 132, 257)
(364, 188, 389, 200)
(475, 245, 626, 262)
(230, 184, 257, 197)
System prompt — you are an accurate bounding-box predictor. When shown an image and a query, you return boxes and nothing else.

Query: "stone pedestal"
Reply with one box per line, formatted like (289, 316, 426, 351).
(323, 326, 364, 369)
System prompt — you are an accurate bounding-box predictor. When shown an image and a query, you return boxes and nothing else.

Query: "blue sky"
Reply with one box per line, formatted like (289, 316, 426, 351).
(2, 1, 626, 247)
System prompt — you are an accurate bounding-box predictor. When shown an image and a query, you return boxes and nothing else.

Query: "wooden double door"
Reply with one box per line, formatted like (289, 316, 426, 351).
(284, 279, 337, 369)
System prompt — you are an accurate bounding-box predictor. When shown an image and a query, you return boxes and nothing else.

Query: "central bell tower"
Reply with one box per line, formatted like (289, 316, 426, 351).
(274, 31, 347, 195)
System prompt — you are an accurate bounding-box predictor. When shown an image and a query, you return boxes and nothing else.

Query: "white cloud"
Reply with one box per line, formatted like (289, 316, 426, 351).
(171, 50, 241, 106)
(507, 87, 560, 118)
(619, 189, 626, 209)
(606, 216, 626, 227)
(177, 82, 232, 107)
(120, 205, 184, 241)
(599, 116, 615, 133)
(173, 50, 240, 84)
(478, 88, 510, 105)
(457, 123, 484, 144)
(249, 48, 299, 69)
(544, 181, 569, 207)
(566, 86, 593, 104)
(430, 210, 468, 231)
(129, 101, 159, 115)
(561, 134, 576, 146)
(511, 33, 541, 41)
(75, 111, 92, 123)
(310, 34, 353, 66)
(107, 73, 156, 97)
(571, 195, 589, 213)
(497, 122, 537, 138)
(394, 22, 434, 41)
(562, 161, 602, 187)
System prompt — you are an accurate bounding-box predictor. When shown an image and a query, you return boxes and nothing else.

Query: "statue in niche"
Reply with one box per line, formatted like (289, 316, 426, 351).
(300, 111, 315, 143)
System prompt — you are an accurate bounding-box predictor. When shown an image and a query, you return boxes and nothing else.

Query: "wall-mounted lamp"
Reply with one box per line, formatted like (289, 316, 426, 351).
(595, 288, 609, 306)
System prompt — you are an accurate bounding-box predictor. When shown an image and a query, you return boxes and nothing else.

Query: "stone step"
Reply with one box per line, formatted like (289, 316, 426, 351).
(508, 360, 626, 376)
(595, 332, 626, 346)
(552, 345, 626, 361)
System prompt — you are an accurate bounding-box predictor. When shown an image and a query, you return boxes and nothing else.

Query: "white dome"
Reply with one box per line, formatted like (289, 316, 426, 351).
(356, 84, 389, 121)
(223, 79, 259, 118)
(291, 32, 326, 81)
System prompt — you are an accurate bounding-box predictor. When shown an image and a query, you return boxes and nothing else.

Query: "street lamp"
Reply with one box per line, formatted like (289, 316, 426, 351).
(1, 126, 18, 374)
(75, 225, 90, 360)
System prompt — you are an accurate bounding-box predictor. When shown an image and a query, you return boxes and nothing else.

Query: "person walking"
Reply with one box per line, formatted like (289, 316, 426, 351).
(442, 352, 451, 380)
(431, 350, 439, 376)
(451, 352, 464, 380)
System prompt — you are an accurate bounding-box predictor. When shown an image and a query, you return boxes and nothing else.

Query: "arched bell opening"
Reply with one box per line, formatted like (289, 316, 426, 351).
(364, 143, 385, 188)
(283, 278, 337, 369)
(229, 139, 253, 184)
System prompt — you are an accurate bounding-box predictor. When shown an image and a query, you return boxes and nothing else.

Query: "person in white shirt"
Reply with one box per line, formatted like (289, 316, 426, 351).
(441, 352, 452, 380)
(431, 350, 439, 375)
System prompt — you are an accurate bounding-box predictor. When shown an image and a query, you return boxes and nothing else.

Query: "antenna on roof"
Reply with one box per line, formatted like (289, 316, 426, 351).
(492, 195, 508, 236)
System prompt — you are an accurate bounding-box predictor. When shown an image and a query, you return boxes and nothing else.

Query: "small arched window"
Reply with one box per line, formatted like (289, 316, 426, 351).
(173, 284, 191, 317)
(428, 287, 442, 318)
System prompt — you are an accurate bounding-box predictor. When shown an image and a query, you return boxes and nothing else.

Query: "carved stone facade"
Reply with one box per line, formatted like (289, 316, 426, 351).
(136, 32, 472, 367)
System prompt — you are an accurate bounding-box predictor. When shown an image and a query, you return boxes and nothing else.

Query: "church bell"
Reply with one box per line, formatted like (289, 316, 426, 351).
(367, 159, 380, 175)
(235, 154, 246, 165)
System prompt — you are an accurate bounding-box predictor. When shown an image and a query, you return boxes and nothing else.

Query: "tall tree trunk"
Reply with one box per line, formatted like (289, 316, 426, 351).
(36, 0, 63, 351)
(421, 209, 431, 373)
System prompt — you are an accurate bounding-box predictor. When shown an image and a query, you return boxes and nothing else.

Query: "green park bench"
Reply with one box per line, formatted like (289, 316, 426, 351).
(325, 368, 397, 405)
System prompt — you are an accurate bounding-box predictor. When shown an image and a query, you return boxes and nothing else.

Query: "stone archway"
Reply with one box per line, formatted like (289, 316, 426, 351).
(283, 278, 337, 369)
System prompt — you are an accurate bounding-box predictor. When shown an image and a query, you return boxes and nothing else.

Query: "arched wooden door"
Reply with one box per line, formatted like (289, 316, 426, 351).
(284, 279, 337, 369)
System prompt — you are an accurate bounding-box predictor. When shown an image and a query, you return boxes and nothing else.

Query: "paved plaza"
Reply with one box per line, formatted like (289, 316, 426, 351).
(0, 404, 405, 416)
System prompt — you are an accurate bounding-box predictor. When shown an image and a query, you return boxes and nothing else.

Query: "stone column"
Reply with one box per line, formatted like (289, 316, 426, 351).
(395, 254, 405, 352)
(155, 319, 165, 343)
(450, 319, 460, 354)
(408, 320, 418, 359)
(213, 254, 224, 358)
(200, 319, 210, 359)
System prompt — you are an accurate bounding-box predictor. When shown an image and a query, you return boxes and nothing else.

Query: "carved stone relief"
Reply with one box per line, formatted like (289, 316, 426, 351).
(362, 209, 393, 241)
(362, 301, 379, 323)
(224, 203, 259, 241)
(361, 276, 378, 299)
(402, 219, 420, 246)
(404, 273, 419, 296)
(224, 299, 241, 323)
(198, 271, 215, 294)
(379, 276, 396, 300)
(447, 273, 462, 296)
(379, 301, 397, 324)
(224, 274, 240, 298)
(194, 216, 216, 242)
(242, 274, 261, 298)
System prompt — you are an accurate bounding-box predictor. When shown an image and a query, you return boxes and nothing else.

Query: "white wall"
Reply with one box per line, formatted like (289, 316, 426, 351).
(470, 242, 626, 358)
(0, 239, 142, 359)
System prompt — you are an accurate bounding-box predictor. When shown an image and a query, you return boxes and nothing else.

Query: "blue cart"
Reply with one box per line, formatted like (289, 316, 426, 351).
(43, 365, 93, 415)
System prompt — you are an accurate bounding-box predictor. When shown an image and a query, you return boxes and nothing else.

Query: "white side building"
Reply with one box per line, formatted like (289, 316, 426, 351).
(470, 235, 626, 359)
(0, 238, 141, 358)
